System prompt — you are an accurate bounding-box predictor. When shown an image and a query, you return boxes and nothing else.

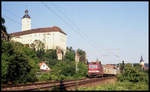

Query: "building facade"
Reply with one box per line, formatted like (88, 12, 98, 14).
(10, 10, 67, 54)
(39, 62, 51, 72)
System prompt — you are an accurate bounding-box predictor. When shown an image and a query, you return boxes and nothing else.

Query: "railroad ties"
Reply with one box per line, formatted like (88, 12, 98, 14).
(2, 76, 116, 91)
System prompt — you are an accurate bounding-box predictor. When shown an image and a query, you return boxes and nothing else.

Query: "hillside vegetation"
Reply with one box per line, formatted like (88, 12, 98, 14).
(1, 40, 88, 84)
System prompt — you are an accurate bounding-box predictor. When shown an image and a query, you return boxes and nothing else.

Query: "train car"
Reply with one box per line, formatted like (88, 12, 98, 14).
(88, 62, 119, 78)
(103, 64, 117, 76)
(88, 61, 103, 77)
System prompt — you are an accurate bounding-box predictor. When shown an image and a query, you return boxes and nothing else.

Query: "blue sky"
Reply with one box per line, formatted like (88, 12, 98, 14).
(2, 1, 148, 64)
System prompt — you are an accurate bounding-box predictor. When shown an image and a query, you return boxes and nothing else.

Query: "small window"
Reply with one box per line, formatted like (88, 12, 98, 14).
(89, 65, 97, 69)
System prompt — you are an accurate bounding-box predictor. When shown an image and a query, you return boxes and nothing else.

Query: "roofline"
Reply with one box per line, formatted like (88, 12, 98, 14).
(10, 26, 67, 37)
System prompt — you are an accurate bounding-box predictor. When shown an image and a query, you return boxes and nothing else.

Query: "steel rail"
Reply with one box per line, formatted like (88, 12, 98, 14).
(2, 76, 115, 91)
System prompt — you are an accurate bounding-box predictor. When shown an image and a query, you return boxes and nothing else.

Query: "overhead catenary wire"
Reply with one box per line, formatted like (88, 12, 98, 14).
(4, 15, 21, 25)
(51, 3, 122, 58)
(41, 2, 123, 61)
(4, 2, 121, 61)
(3, 8, 19, 17)
(51, 3, 104, 50)
(41, 2, 107, 59)
(4, 3, 122, 62)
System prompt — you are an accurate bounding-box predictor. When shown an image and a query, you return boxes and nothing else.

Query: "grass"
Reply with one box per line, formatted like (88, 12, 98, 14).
(78, 81, 149, 91)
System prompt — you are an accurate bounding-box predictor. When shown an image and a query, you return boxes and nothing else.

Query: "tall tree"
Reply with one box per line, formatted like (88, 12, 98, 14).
(64, 47, 75, 61)
(77, 49, 87, 64)
(1, 40, 38, 83)
(119, 60, 125, 74)
(1, 17, 10, 41)
(30, 40, 45, 60)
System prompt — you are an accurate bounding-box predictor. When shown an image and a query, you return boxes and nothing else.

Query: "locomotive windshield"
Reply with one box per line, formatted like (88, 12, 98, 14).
(89, 65, 97, 69)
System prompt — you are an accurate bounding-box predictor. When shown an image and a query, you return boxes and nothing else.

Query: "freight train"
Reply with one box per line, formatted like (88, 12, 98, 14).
(88, 61, 118, 77)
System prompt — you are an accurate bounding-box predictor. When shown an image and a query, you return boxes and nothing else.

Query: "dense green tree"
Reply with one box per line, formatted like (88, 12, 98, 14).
(1, 54, 9, 83)
(36, 49, 45, 61)
(1, 17, 6, 33)
(119, 60, 125, 74)
(77, 49, 87, 64)
(134, 64, 143, 71)
(51, 61, 75, 79)
(45, 59, 58, 69)
(75, 62, 88, 77)
(34, 49, 58, 68)
(64, 50, 75, 61)
(44, 49, 57, 60)
(30, 40, 45, 61)
(1, 17, 10, 41)
(117, 63, 149, 83)
(6, 51, 31, 83)
(1, 40, 39, 84)
(64, 47, 75, 61)
(2, 39, 89, 83)
(49, 61, 88, 80)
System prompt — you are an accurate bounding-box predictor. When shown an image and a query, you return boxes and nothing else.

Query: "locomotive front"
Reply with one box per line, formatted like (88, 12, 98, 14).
(88, 62, 103, 77)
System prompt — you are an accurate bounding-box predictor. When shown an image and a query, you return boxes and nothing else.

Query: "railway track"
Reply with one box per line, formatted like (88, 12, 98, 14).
(2, 76, 115, 91)
(2, 79, 82, 88)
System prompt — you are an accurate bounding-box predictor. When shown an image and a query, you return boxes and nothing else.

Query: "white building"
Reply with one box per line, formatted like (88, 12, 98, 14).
(39, 62, 50, 72)
(10, 9, 67, 54)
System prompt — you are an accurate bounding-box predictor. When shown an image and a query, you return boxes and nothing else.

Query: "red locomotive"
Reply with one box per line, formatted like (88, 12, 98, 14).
(88, 61, 118, 77)
(88, 61, 103, 77)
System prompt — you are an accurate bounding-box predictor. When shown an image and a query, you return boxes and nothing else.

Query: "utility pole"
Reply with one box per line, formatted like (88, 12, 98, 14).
(75, 51, 80, 90)
(75, 62, 78, 72)
(53, 33, 54, 49)
(75, 51, 80, 72)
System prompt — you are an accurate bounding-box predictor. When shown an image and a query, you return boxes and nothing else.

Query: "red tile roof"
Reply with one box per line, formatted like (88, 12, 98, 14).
(10, 26, 67, 37)
(39, 62, 49, 67)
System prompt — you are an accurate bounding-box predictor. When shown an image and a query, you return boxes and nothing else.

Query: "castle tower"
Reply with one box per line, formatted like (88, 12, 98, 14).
(140, 56, 144, 67)
(22, 9, 31, 31)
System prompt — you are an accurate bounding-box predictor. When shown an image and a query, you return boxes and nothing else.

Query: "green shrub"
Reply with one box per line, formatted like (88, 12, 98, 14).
(49, 61, 87, 81)
(117, 63, 149, 83)
(38, 72, 51, 81)
(1, 40, 38, 84)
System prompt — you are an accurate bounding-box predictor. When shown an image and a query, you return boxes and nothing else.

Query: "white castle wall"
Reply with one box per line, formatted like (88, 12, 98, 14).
(11, 32, 67, 53)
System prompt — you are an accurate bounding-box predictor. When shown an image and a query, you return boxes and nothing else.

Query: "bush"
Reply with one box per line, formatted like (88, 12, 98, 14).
(64, 51, 75, 61)
(1, 54, 9, 83)
(1, 40, 38, 84)
(37, 72, 51, 81)
(117, 63, 149, 83)
(49, 61, 88, 81)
